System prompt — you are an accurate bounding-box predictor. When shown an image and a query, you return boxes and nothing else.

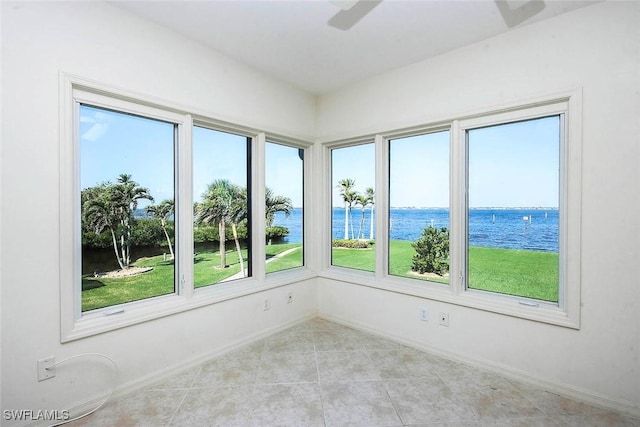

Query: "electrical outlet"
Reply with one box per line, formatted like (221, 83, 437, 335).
(287, 292, 293, 304)
(419, 307, 429, 322)
(263, 299, 270, 311)
(439, 312, 449, 327)
(37, 357, 56, 381)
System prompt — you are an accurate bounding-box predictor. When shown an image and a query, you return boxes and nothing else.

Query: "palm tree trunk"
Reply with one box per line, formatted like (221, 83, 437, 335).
(110, 228, 125, 270)
(358, 209, 365, 239)
(231, 222, 245, 278)
(349, 208, 355, 240)
(218, 220, 227, 268)
(120, 232, 127, 269)
(344, 202, 349, 240)
(162, 226, 175, 260)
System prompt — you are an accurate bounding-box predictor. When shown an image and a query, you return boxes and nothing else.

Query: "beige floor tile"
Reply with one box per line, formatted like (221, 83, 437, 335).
(384, 377, 480, 424)
(69, 318, 639, 426)
(169, 386, 253, 426)
(69, 389, 186, 427)
(424, 353, 487, 379)
(313, 329, 366, 351)
(508, 380, 605, 416)
(316, 350, 380, 381)
(191, 351, 261, 387)
(555, 412, 640, 427)
(263, 330, 315, 353)
(445, 372, 545, 421)
(369, 347, 437, 379)
(248, 383, 324, 426)
(320, 380, 402, 426)
(480, 417, 561, 426)
(256, 351, 318, 384)
(144, 366, 201, 390)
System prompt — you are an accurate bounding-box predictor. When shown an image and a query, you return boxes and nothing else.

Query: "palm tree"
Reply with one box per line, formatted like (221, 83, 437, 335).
(82, 174, 153, 269)
(355, 194, 368, 239)
(229, 186, 248, 277)
(364, 187, 375, 239)
(112, 174, 154, 267)
(146, 199, 175, 260)
(337, 178, 356, 240)
(83, 185, 125, 270)
(195, 179, 236, 269)
(265, 187, 293, 228)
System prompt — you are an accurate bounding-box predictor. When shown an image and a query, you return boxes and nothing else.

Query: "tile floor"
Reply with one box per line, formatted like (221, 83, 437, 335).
(71, 318, 640, 426)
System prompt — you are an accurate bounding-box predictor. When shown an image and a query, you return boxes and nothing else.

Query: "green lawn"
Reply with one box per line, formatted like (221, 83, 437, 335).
(83, 240, 558, 312)
(468, 246, 558, 302)
(82, 243, 302, 311)
(334, 240, 558, 302)
(266, 243, 303, 273)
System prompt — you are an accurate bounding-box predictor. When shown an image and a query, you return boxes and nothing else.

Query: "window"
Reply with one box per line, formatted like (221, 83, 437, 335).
(452, 97, 580, 328)
(389, 130, 450, 283)
(331, 143, 376, 271)
(323, 94, 581, 328)
(265, 142, 304, 273)
(193, 127, 252, 287)
(79, 104, 178, 312)
(61, 75, 312, 341)
(466, 116, 560, 302)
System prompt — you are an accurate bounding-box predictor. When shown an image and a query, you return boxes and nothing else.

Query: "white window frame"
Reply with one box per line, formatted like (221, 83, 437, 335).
(325, 138, 378, 276)
(264, 139, 308, 275)
(320, 90, 582, 328)
(60, 74, 314, 342)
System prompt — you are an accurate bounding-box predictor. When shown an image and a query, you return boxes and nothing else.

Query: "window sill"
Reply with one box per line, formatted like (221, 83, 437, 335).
(62, 268, 317, 342)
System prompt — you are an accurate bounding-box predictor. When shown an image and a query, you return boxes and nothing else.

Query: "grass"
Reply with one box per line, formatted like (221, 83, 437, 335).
(468, 246, 558, 302)
(334, 240, 558, 302)
(82, 243, 302, 311)
(83, 240, 558, 311)
(266, 243, 303, 273)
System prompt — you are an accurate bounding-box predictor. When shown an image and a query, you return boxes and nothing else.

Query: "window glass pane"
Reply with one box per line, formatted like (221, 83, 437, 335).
(389, 131, 450, 283)
(80, 105, 176, 311)
(331, 143, 375, 271)
(193, 127, 251, 287)
(265, 142, 304, 273)
(467, 116, 560, 302)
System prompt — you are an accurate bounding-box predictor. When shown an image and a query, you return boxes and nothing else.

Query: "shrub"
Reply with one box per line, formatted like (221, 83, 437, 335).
(332, 239, 373, 249)
(193, 223, 248, 243)
(266, 226, 290, 240)
(411, 226, 450, 275)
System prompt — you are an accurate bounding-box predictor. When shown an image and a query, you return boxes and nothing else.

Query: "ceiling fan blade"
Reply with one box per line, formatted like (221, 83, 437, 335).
(495, 0, 546, 28)
(328, 0, 382, 31)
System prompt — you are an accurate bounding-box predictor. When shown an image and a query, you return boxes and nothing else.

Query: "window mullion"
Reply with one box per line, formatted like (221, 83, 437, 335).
(179, 115, 194, 299)
(375, 134, 387, 280)
(252, 133, 267, 281)
(450, 120, 465, 296)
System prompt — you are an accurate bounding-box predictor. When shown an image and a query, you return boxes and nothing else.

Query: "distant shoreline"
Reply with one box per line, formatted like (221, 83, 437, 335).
(331, 207, 559, 210)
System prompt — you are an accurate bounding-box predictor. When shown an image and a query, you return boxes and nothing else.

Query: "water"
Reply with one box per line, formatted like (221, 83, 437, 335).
(275, 208, 558, 253)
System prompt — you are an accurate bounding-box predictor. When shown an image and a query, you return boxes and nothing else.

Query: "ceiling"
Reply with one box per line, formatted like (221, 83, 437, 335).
(112, 0, 599, 95)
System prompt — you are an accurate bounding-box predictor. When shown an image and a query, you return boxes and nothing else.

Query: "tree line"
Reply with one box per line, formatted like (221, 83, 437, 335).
(82, 174, 292, 274)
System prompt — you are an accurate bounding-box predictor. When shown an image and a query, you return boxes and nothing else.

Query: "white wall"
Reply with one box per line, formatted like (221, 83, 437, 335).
(317, 1, 640, 413)
(2, 0, 639, 422)
(0, 2, 317, 423)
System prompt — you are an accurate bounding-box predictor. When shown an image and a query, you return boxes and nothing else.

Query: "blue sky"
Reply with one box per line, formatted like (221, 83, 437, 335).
(81, 105, 559, 210)
(332, 116, 560, 208)
(80, 105, 304, 208)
